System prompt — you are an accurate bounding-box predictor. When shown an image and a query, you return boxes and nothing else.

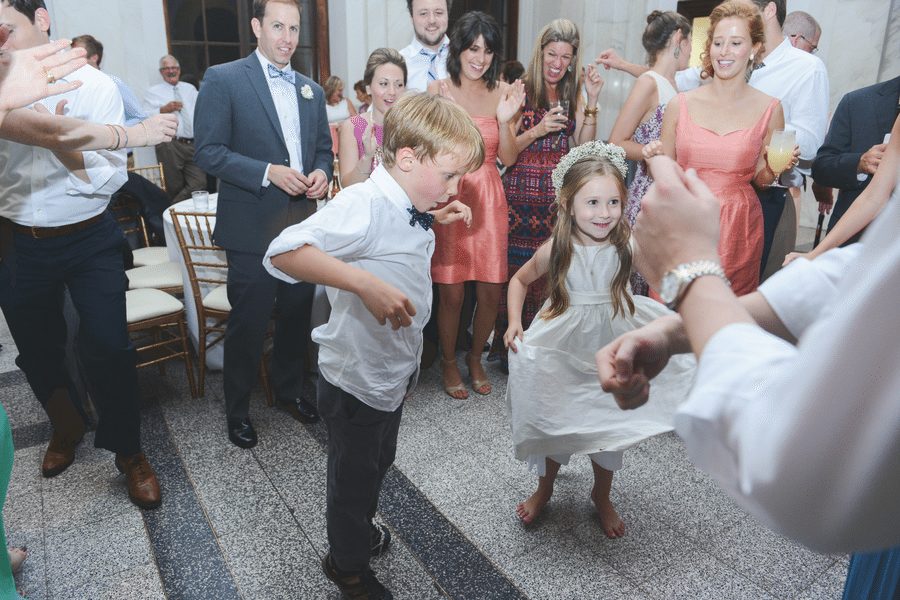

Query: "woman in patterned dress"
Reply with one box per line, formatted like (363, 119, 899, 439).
(608, 10, 691, 295)
(490, 18, 604, 369)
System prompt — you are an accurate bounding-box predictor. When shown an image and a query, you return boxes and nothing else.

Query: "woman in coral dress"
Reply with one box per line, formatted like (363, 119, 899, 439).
(428, 11, 524, 399)
(650, 1, 791, 295)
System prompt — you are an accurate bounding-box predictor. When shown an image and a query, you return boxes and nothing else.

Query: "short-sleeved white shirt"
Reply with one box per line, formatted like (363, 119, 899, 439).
(264, 166, 434, 411)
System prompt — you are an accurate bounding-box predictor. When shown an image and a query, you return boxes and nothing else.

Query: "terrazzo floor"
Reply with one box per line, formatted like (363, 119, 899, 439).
(0, 229, 848, 600)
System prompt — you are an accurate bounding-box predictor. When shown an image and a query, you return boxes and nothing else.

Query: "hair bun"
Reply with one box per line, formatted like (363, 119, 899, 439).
(646, 10, 664, 24)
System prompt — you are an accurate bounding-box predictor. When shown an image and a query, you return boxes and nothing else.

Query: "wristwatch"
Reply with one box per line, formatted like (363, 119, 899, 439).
(659, 260, 730, 310)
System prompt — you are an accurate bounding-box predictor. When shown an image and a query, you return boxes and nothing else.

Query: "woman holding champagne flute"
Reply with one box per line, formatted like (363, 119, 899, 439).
(645, 0, 797, 294)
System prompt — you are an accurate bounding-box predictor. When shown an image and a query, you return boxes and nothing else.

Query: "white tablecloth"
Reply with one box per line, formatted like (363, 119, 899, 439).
(163, 194, 224, 369)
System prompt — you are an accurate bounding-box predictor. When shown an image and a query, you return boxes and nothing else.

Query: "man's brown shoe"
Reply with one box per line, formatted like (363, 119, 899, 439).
(115, 453, 161, 509)
(41, 431, 83, 478)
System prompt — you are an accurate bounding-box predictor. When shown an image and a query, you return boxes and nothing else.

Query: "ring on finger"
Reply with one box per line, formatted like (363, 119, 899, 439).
(43, 66, 55, 84)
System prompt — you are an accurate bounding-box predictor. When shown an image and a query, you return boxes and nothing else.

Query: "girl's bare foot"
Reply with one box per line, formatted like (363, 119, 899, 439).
(516, 486, 552, 524)
(8, 546, 27, 574)
(591, 489, 626, 538)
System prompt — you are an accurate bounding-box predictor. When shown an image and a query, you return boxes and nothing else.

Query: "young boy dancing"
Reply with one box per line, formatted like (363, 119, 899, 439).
(264, 93, 485, 600)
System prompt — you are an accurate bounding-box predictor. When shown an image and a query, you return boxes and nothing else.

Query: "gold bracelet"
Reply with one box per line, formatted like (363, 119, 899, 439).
(583, 118, 597, 127)
(583, 106, 599, 118)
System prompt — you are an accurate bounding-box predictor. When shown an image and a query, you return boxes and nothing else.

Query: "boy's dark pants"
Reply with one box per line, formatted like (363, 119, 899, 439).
(319, 377, 403, 573)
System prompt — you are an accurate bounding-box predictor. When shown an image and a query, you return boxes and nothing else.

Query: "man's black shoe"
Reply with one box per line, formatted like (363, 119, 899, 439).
(276, 397, 320, 424)
(227, 418, 258, 449)
(322, 553, 393, 600)
(370, 523, 391, 558)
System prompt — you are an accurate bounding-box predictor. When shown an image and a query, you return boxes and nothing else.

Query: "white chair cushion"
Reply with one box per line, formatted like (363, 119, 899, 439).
(127, 262, 183, 290)
(126, 288, 184, 323)
(202, 284, 231, 312)
(132, 246, 171, 267)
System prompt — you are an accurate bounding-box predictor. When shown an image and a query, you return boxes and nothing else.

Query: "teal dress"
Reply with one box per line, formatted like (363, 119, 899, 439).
(0, 406, 18, 599)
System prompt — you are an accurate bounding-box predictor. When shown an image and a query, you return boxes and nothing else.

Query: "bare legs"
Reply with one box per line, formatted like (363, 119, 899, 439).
(590, 459, 626, 538)
(438, 281, 501, 398)
(516, 457, 626, 538)
(516, 458, 560, 524)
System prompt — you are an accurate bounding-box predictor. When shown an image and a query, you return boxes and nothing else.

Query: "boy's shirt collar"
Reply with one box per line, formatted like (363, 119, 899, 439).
(370, 165, 427, 222)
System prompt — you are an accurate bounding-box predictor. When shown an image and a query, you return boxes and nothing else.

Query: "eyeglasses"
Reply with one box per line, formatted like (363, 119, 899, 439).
(789, 34, 819, 54)
(159, 66, 180, 72)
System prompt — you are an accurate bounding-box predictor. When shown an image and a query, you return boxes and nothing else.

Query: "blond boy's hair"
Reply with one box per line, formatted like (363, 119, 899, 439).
(381, 93, 485, 173)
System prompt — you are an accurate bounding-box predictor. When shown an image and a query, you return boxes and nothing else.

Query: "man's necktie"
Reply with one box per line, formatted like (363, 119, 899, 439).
(419, 48, 439, 82)
(408, 207, 434, 231)
(268, 63, 296, 84)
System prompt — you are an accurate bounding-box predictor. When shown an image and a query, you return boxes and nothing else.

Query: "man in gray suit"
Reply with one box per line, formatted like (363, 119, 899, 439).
(194, 0, 333, 448)
(812, 75, 900, 244)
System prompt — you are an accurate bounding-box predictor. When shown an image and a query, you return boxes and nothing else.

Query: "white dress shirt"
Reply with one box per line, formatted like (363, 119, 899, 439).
(399, 36, 450, 93)
(263, 166, 434, 412)
(674, 182, 900, 554)
(676, 37, 829, 181)
(144, 80, 198, 138)
(0, 63, 126, 227)
(254, 50, 304, 182)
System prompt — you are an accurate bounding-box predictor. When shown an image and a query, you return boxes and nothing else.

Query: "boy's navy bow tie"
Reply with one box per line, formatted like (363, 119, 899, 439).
(408, 207, 434, 231)
(267, 64, 295, 84)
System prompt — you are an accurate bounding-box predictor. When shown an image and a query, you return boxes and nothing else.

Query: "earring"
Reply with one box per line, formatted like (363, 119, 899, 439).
(674, 46, 681, 59)
(750, 53, 755, 61)
(567, 65, 573, 72)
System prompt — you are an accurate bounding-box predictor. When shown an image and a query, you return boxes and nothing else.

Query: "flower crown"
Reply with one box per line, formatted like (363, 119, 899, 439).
(551, 141, 628, 190)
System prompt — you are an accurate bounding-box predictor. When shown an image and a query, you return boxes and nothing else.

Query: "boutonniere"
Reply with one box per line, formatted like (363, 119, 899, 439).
(301, 84, 313, 100)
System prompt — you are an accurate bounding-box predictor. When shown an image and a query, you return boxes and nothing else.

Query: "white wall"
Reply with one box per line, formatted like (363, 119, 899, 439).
(46, 0, 169, 101)
(328, 0, 414, 91)
(46, 0, 169, 166)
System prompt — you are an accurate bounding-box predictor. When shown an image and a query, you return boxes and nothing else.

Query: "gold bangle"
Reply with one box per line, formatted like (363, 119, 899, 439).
(583, 106, 599, 117)
(583, 119, 597, 127)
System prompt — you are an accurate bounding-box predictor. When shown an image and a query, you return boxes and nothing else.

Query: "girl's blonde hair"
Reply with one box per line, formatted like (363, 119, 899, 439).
(523, 18, 582, 117)
(542, 156, 634, 320)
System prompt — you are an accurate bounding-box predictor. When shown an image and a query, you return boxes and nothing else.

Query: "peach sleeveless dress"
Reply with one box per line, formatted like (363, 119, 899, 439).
(675, 93, 779, 295)
(432, 115, 508, 284)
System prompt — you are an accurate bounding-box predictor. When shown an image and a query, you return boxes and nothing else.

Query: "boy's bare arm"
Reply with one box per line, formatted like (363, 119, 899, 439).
(270, 245, 416, 330)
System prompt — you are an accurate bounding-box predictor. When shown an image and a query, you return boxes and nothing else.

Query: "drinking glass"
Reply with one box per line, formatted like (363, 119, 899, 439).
(767, 129, 795, 187)
(192, 190, 210, 211)
(551, 99, 570, 147)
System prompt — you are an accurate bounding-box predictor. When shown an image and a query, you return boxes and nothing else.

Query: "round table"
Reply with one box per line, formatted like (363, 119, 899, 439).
(163, 194, 224, 369)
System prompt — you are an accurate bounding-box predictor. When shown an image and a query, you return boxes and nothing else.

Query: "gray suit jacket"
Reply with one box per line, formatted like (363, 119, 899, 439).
(194, 54, 334, 255)
(812, 76, 899, 234)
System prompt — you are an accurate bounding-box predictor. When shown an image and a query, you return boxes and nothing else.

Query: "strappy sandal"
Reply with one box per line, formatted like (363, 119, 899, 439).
(466, 353, 492, 395)
(441, 357, 469, 399)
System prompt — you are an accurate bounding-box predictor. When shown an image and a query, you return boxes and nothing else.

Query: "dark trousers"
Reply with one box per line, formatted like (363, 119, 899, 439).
(757, 186, 787, 276)
(114, 172, 171, 244)
(223, 249, 313, 420)
(155, 140, 206, 203)
(0, 214, 141, 455)
(319, 377, 403, 573)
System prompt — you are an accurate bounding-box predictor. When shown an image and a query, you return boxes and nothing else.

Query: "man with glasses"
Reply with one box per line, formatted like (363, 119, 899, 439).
(783, 11, 820, 55)
(144, 54, 205, 202)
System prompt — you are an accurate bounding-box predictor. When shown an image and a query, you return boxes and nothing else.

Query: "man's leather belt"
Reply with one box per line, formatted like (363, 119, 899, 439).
(175, 137, 194, 144)
(13, 213, 106, 239)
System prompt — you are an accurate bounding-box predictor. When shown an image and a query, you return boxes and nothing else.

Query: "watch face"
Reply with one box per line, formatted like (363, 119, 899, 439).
(660, 272, 679, 303)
